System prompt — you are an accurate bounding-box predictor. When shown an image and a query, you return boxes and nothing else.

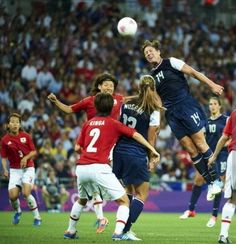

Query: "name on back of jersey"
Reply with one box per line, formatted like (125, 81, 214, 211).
(89, 120, 105, 126)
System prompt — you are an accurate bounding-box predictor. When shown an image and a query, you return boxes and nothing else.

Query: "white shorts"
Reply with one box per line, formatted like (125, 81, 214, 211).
(76, 164, 126, 201)
(224, 150, 236, 199)
(8, 167, 35, 190)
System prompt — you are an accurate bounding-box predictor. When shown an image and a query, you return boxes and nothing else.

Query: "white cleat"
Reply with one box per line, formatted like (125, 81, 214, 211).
(179, 210, 196, 219)
(206, 216, 217, 228)
(122, 231, 142, 241)
(206, 184, 215, 201)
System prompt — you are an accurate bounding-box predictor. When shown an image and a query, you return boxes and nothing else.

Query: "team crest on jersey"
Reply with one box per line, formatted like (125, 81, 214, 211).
(20, 137, 26, 143)
(7, 141, 12, 145)
(113, 99, 117, 105)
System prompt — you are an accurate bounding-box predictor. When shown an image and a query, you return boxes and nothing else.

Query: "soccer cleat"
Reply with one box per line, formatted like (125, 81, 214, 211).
(64, 230, 79, 239)
(12, 212, 22, 225)
(33, 218, 42, 226)
(218, 235, 232, 243)
(212, 180, 223, 195)
(112, 233, 123, 241)
(206, 184, 215, 201)
(179, 210, 196, 219)
(95, 217, 109, 234)
(122, 231, 142, 241)
(206, 216, 217, 228)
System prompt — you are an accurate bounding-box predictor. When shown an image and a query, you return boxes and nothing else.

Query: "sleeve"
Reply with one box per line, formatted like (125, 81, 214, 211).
(223, 115, 232, 136)
(117, 121, 136, 138)
(170, 57, 185, 71)
(149, 110, 160, 126)
(71, 97, 90, 113)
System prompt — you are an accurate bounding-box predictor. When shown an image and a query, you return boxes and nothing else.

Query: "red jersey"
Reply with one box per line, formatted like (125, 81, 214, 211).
(223, 110, 236, 152)
(71, 93, 124, 120)
(77, 116, 135, 164)
(1, 131, 36, 169)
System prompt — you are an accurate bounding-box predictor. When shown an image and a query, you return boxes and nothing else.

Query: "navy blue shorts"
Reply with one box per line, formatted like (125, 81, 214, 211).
(113, 150, 149, 186)
(165, 96, 207, 140)
(215, 151, 228, 176)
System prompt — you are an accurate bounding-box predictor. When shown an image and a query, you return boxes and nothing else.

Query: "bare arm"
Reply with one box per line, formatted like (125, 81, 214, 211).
(181, 64, 224, 96)
(1, 158, 9, 178)
(208, 134, 230, 166)
(132, 132, 160, 160)
(20, 150, 37, 168)
(47, 93, 73, 113)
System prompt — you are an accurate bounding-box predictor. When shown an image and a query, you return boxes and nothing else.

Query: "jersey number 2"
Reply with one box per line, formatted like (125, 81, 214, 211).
(87, 128, 100, 152)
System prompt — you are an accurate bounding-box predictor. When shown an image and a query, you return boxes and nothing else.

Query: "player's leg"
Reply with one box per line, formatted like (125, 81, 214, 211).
(8, 169, 22, 225)
(93, 192, 109, 234)
(179, 135, 212, 184)
(191, 130, 221, 184)
(180, 171, 204, 219)
(218, 151, 236, 243)
(122, 182, 149, 240)
(207, 157, 226, 228)
(22, 167, 41, 225)
(22, 183, 41, 225)
(64, 198, 87, 239)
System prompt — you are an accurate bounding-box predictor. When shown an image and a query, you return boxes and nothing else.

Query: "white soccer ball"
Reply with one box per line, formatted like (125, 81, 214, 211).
(117, 17, 137, 36)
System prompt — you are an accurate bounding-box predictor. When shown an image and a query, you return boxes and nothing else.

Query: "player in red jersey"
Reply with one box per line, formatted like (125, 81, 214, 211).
(48, 73, 130, 233)
(208, 109, 236, 243)
(63, 93, 160, 240)
(1, 113, 42, 226)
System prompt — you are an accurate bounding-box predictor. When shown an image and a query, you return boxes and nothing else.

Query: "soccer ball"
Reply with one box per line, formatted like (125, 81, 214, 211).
(117, 17, 137, 36)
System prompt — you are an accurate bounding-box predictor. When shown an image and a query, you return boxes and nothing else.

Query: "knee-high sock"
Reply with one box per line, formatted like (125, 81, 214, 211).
(93, 193, 103, 219)
(26, 195, 40, 219)
(220, 202, 235, 238)
(189, 185, 202, 211)
(114, 205, 129, 235)
(212, 192, 222, 217)
(202, 148, 219, 181)
(10, 199, 21, 213)
(67, 201, 84, 233)
(192, 154, 212, 184)
(123, 198, 144, 233)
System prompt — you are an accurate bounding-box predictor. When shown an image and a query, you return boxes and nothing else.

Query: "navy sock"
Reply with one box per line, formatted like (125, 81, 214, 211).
(202, 148, 219, 182)
(192, 154, 212, 184)
(212, 192, 222, 217)
(127, 194, 133, 203)
(189, 185, 202, 211)
(123, 198, 144, 233)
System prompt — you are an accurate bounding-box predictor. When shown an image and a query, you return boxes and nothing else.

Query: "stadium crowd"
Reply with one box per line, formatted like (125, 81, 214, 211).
(0, 0, 235, 188)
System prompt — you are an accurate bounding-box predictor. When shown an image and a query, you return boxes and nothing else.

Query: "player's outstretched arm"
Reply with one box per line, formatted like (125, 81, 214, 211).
(47, 93, 73, 113)
(132, 132, 160, 160)
(208, 134, 230, 166)
(181, 64, 224, 96)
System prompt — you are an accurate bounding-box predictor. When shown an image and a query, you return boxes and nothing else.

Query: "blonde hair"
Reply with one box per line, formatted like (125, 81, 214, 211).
(134, 75, 165, 114)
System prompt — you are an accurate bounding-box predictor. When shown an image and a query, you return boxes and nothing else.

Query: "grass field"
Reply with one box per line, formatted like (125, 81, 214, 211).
(0, 211, 235, 244)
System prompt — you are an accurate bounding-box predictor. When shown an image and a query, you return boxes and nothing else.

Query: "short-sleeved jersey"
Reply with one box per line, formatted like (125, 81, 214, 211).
(1, 131, 35, 169)
(71, 93, 124, 120)
(114, 103, 160, 156)
(206, 114, 228, 152)
(77, 116, 135, 164)
(150, 58, 190, 109)
(223, 110, 236, 152)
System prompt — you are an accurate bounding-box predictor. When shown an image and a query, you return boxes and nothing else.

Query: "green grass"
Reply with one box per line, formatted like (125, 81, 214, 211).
(0, 212, 235, 243)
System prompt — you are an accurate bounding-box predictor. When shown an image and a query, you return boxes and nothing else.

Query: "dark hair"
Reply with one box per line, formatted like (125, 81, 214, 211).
(141, 40, 161, 53)
(90, 73, 118, 95)
(94, 93, 114, 116)
(6, 113, 22, 132)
